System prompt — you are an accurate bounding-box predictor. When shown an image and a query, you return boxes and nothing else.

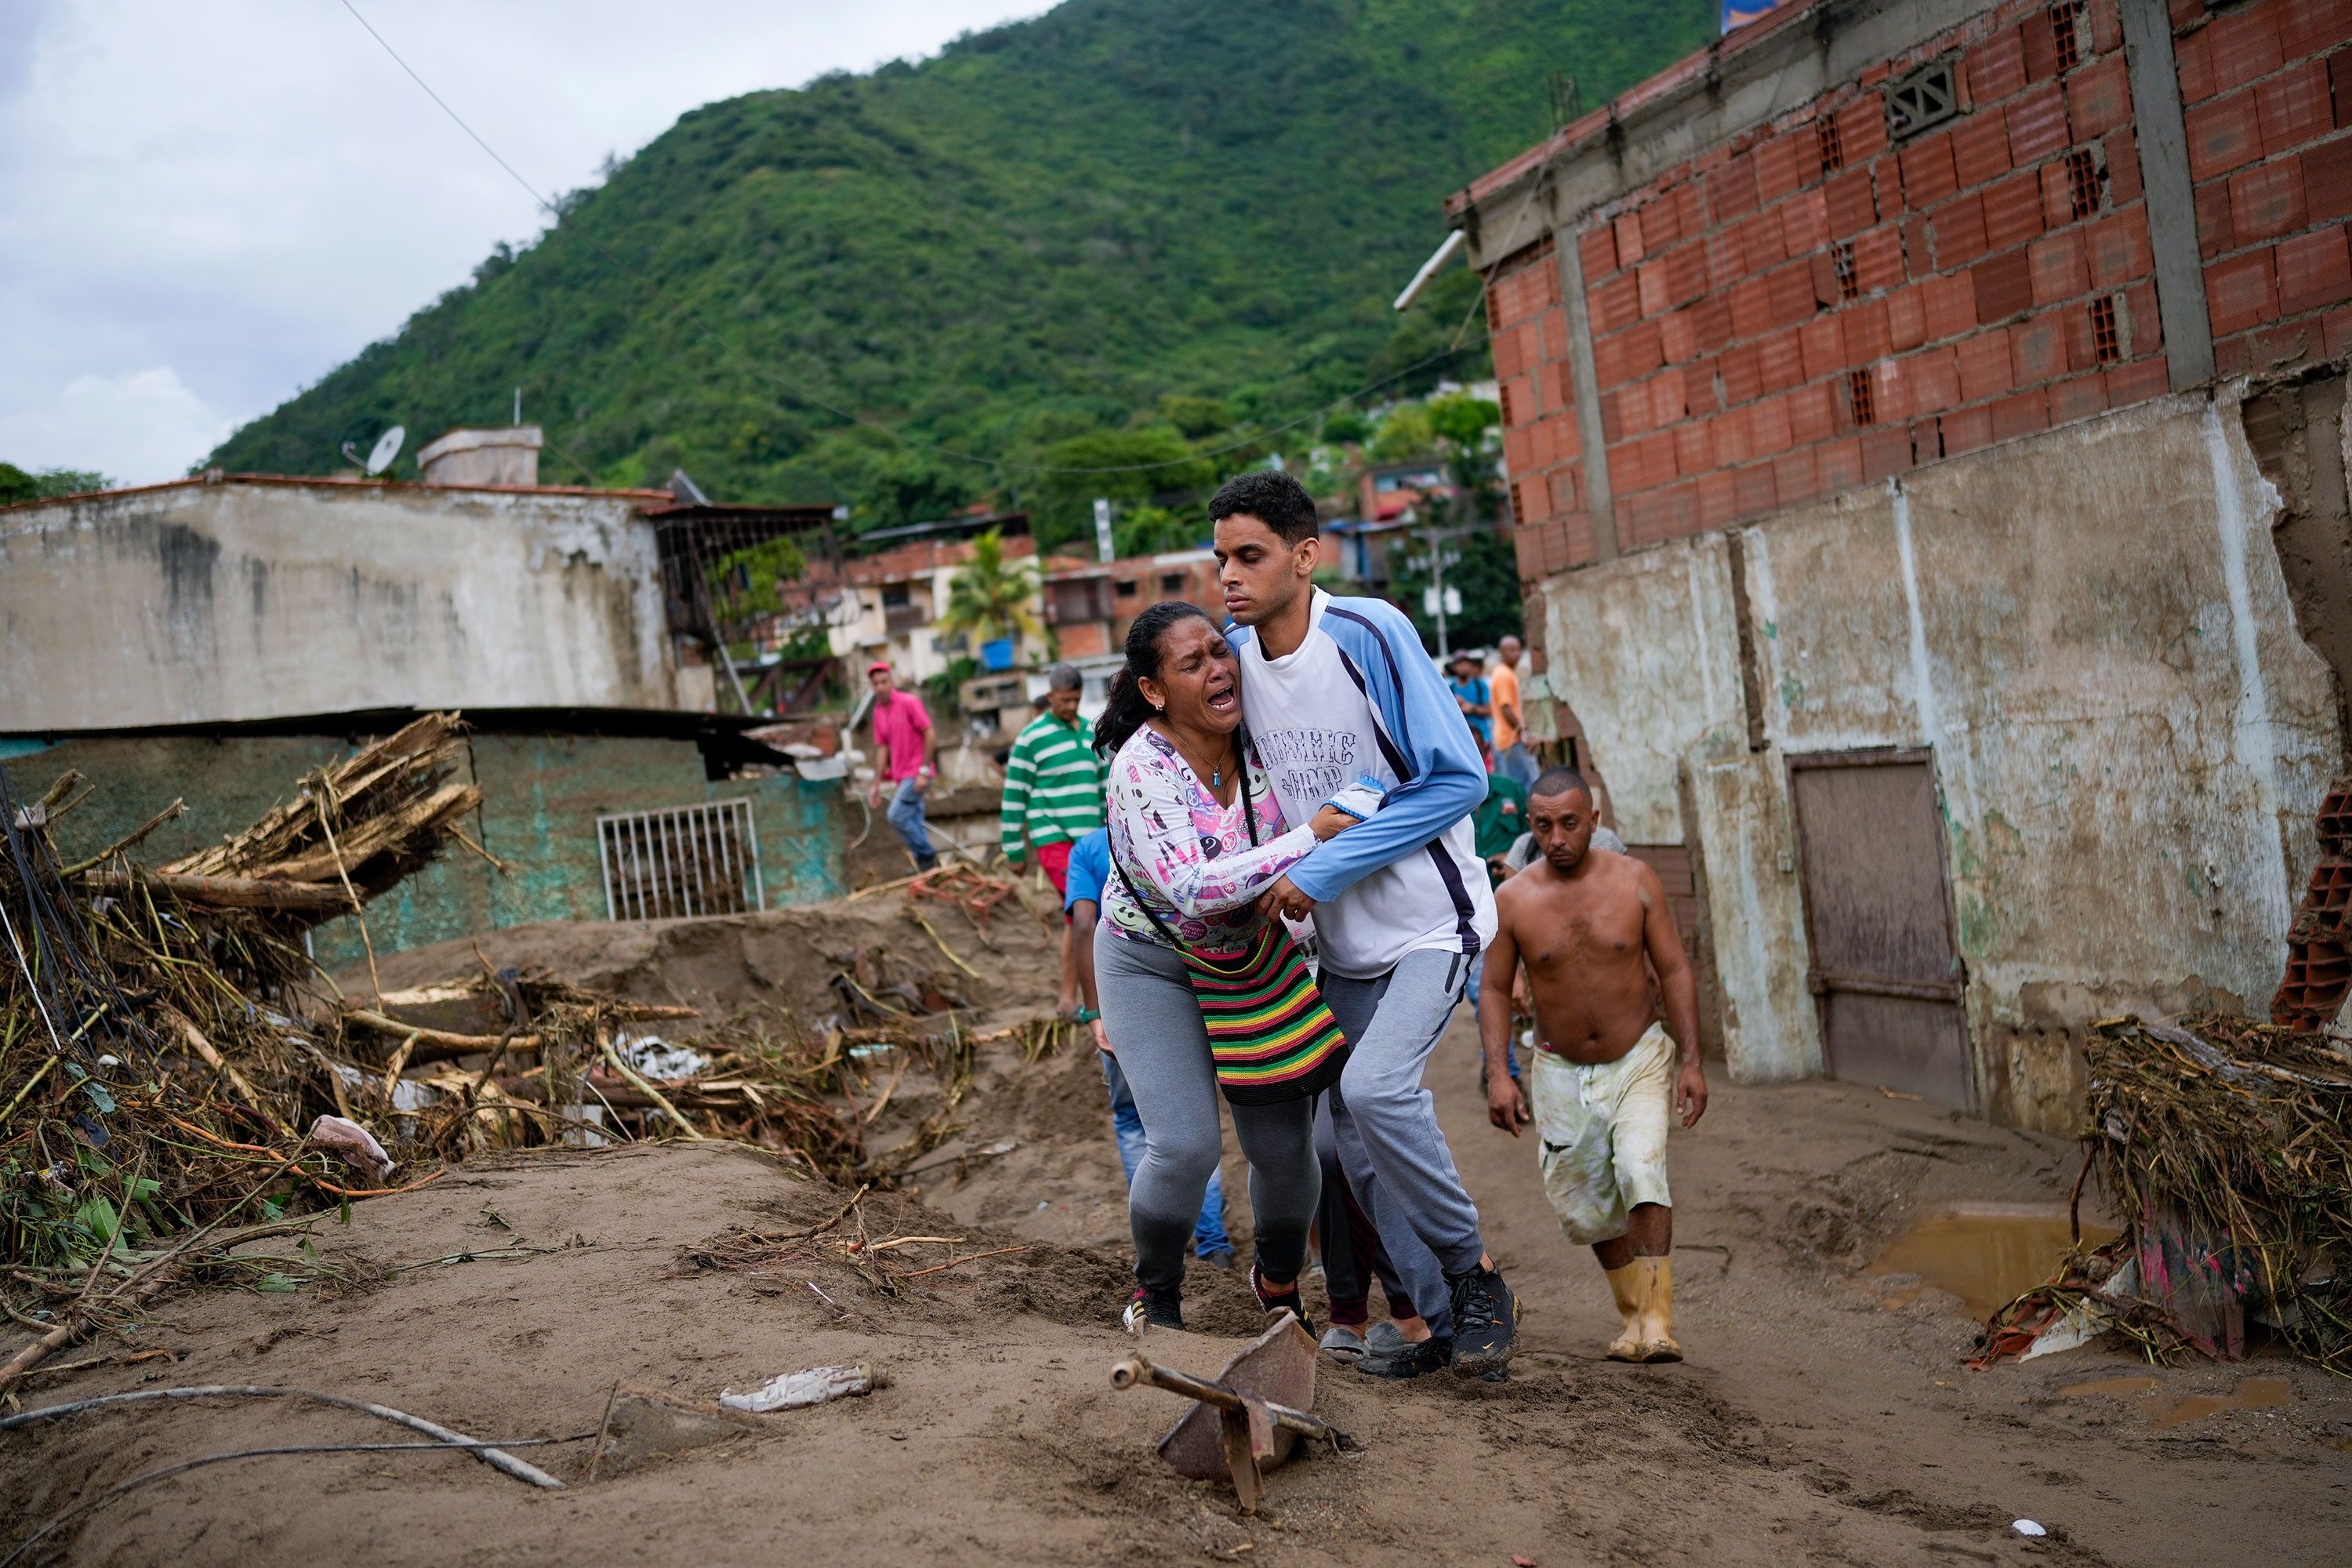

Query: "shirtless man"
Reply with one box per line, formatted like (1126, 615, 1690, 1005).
(1477, 766, 1706, 1362)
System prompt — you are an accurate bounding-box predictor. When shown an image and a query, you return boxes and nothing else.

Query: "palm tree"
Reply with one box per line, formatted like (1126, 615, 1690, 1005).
(938, 528, 1044, 648)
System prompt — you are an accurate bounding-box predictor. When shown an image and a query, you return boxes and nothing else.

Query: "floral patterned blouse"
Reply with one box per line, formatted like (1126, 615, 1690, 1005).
(1103, 728, 1318, 953)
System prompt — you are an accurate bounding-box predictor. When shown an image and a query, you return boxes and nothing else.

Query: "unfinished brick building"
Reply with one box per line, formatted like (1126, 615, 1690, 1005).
(1452, 0, 2352, 1129)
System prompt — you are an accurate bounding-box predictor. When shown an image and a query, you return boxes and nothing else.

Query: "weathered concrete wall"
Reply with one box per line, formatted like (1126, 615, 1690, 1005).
(1544, 539, 1749, 845)
(1540, 536, 1824, 1085)
(0, 480, 681, 729)
(0, 731, 850, 972)
(1534, 389, 2346, 1127)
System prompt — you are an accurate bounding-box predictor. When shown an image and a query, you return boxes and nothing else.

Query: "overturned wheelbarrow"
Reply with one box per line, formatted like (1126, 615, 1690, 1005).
(1109, 1314, 1359, 1513)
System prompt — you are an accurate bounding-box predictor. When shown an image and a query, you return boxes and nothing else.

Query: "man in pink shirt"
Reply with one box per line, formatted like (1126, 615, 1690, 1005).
(866, 662, 940, 873)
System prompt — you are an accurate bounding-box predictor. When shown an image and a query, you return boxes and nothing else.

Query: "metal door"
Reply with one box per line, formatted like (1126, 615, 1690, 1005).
(1788, 750, 1972, 1109)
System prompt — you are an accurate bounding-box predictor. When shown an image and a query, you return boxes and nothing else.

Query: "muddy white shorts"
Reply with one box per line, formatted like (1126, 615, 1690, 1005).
(1526, 1021, 1674, 1245)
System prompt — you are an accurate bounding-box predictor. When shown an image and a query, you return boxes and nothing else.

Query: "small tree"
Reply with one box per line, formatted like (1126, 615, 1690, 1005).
(1367, 404, 1436, 463)
(939, 528, 1044, 649)
(1113, 503, 1207, 557)
(1428, 394, 1502, 523)
(0, 464, 111, 504)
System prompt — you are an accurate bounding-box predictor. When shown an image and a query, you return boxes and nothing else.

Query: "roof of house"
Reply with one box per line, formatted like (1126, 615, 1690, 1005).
(0, 471, 675, 516)
(855, 510, 1032, 546)
(799, 531, 1044, 588)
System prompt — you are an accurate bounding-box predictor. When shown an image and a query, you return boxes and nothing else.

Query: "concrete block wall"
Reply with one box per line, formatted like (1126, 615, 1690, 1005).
(2174, 0, 2352, 372)
(1495, 0, 2189, 583)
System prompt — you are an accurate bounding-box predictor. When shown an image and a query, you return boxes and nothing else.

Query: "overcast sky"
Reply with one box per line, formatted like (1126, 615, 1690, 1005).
(0, 1, 1054, 485)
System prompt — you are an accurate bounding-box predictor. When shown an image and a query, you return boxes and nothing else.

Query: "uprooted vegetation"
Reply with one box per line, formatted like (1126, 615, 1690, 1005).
(0, 711, 1070, 1397)
(0, 717, 499, 1389)
(1979, 1013, 2352, 1374)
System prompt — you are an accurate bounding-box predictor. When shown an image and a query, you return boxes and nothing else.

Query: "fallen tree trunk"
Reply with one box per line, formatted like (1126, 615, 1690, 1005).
(342, 1009, 543, 1065)
(81, 868, 349, 911)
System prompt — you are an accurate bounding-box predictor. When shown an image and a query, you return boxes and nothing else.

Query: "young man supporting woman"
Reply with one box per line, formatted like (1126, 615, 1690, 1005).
(1214, 470, 1521, 1380)
(1091, 600, 1365, 1334)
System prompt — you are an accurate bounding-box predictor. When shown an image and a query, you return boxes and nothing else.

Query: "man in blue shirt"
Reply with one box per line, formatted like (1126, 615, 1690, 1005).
(1065, 829, 1233, 1267)
(1448, 652, 1494, 757)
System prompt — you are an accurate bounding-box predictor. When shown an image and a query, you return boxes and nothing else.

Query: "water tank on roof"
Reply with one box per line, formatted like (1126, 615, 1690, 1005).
(416, 425, 543, 488)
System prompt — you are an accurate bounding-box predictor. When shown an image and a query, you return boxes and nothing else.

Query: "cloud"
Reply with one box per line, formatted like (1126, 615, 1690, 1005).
(0, 368, 234, 486)
(0, 1, 1053, 485)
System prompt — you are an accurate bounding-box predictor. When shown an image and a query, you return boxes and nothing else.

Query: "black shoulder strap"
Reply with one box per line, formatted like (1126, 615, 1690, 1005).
(1237, 735, 1259, 848)
(1112, 854, 1183, 946)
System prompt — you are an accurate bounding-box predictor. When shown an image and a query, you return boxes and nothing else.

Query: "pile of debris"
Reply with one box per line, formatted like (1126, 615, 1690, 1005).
(1, 712, 1078, 1391)
(1978, 1013, 2352, 1372)
(0, 716, 495, 1388)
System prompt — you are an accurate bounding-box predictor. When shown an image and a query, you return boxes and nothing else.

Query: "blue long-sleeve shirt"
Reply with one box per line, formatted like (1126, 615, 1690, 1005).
(1229, 590, 1497, 978)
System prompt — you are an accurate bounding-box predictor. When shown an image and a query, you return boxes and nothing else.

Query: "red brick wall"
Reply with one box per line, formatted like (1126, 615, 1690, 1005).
(1493, 0, 2352, 587)
(1488, 238, 1592, 582)
(2174, 0, 2352, 373)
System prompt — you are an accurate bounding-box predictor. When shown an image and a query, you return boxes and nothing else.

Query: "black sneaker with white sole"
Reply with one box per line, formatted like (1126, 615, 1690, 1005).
(1446, 1264, 1519, 1376)
(1250, 1261, 1316, 1339)
(1123, 1283, 1184, 1334)
(1357, 1333, 1454, 1380)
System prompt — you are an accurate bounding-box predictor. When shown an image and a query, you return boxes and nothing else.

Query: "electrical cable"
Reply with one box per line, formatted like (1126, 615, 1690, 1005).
(335, 0, 1492, 478)
(0, 1432, 595, 1566)
(0, 1383, 565, 1488)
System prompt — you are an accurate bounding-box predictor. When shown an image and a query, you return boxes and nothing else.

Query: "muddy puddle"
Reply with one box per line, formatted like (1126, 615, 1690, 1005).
(2056, 1372, 2296, 1430)
(1866, 1203, 2117, 1319)
(2150, 1377, 2292, 1429)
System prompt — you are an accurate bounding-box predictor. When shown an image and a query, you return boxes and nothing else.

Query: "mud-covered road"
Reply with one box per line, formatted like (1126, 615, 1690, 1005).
(2, 902, 2343, 1566)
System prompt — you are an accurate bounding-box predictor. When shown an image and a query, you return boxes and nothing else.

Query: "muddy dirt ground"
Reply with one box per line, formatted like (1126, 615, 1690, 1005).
(3, 895, 2347, 1566)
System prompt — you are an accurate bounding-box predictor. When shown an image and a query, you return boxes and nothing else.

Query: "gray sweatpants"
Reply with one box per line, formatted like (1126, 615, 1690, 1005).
(1094, 927, 1320, 1294)
(1321, 948, 1488, 1338)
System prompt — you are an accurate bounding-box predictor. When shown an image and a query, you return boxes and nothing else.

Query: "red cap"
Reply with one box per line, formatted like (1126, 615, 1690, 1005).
(866, 661, 892, 675)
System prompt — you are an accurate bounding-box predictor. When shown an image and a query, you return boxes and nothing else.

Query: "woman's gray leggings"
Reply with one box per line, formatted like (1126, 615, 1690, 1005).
(1094, 927, 1320, 1294)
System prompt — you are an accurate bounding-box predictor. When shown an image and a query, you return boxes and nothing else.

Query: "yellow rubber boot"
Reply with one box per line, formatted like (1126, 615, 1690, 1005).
(1603, 1263, 1646, 1361)
(1635, 1258, 1682, 1363)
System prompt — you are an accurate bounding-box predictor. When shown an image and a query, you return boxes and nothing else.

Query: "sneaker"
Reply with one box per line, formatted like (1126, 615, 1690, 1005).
(1363, 1320, 1409, 1358)
(1357, 1333, 1454, 1380)
(1318, 1325, 1368, 1363)
(1123, 1283, 1183, 1335)
(1250, 1261, 1317, 1339)
(1197, 1247, 1239, 1272)
(1446, 1265, 1519, 1377)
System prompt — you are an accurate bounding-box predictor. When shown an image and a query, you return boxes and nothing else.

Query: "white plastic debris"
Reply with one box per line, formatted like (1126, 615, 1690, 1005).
(309, 1115, 394, 1183)
(2018, 1300, 2114, 1360)
(2012, 1519, 2048, 1537)
(719, 1363, 885, 1414)
(613, 1031, 710, 1080)
(793, 753, 850, 782)
(558, 1103, 612, 1148)
(329, 1062, 439, 1112)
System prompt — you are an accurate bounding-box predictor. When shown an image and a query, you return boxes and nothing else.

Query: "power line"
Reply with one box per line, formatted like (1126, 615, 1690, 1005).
(336, 0, 1491, 479)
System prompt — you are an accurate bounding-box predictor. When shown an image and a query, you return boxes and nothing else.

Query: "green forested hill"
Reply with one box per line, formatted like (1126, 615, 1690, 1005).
(209, 0, 1713, 546)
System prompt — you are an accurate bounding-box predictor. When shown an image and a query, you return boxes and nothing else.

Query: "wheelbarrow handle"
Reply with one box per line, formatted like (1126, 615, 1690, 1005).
(1108, 1356, 1354, 1449)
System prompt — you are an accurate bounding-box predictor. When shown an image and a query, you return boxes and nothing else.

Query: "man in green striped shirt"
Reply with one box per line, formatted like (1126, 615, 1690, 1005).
(1000, 663, 1106, 1015)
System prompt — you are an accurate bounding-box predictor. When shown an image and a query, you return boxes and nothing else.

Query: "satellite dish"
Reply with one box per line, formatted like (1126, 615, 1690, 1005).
(340, 425, 405, 476)
(364, 425, 405, 475)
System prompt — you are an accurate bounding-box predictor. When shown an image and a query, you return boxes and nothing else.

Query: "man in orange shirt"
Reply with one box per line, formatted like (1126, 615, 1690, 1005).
(1489, 635, 1537, 789)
